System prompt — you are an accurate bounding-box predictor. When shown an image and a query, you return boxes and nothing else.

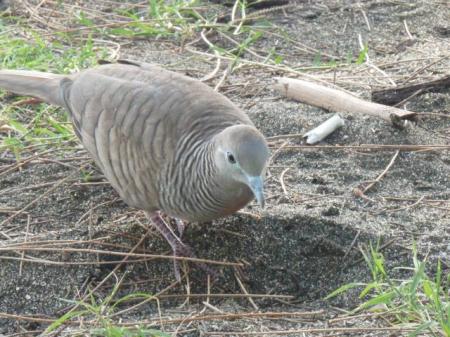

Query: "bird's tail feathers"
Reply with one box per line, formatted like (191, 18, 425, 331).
(0, 70, 65, 106)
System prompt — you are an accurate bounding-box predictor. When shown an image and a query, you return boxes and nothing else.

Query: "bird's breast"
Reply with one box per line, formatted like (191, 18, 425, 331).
(161, 179, 254, 223)
(192, 183, 254, 222)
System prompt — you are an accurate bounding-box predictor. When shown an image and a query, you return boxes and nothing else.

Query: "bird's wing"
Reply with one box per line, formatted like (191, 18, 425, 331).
(62, 66, 186, 210)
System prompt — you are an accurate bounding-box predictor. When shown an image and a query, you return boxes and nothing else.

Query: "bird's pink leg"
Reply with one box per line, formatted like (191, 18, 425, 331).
(146, 211, 217, 281)
(146, 211, 191, 281)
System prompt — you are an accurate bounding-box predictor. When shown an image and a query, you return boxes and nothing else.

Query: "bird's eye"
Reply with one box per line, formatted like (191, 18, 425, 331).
(227, 152, 236, 164)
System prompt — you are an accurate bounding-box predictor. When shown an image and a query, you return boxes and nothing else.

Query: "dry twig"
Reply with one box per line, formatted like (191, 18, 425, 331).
(355, 150, 400, 196)
(273, 144, 450, 152)
(203, 326, 415, 335)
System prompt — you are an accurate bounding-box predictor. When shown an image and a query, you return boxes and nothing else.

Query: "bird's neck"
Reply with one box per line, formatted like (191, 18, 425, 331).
(161, 134, 253, 222)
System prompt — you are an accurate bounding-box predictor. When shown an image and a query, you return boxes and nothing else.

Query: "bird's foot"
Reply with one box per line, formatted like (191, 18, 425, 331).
(170, 240, 192, 282)
(170, 239, 220, 281)
(146, 211, 218, 281)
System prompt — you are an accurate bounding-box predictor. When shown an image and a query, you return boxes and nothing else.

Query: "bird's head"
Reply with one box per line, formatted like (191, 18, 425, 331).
(214, 125, 269, 207)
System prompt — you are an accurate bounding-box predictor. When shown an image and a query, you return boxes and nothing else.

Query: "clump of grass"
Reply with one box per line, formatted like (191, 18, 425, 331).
(46, 280, 168, 336)
(98, 0, 200, 40)
(0, 23, 107, 71)
(0, 27, 109, 157)
(326, 243, 450, 336)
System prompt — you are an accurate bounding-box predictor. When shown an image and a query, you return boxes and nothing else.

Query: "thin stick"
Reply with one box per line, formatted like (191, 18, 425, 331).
(157, 293, 294, 300)
(384, 195, 425, 213)
(403, 20, 414, 39)
(202, 301, 224, 314)
(120, 310, 325, 326)
(0, 310, 324, 327)
(279, 168, 290, 197)
(233, 0, 246, 34)
(0, 247, 243, 267)
(274, 144, 450, 152)
(214, 64, 233, 92)
(393, 88, 424, 107)
(230, 0, 239, 23)
(200, 50, 221, 82)
(404, 55, 450, 83)
(179, 268, 191, 308)
(75, 198, 119, 225)
(109, 277, 182, 318)
(0, 312, 54, 323)
(2, 238, 111, 248)
(342, 230, 361, 261)
(18, 215, 31, 276)
(0, 167, 84, 226)
(0, 255, 164, 265)
(185, 47, 345, 90)
(172, 311, 195, 336)
(328, 310, 402, 323)
(359, 8, 371, 31)
(358, 34, 396, 87)
(206, 274, 211, 305)
(267, 133, 304, 141)
(203, 326, 415, 335)
(269, 140, 289, 164)
(0, 149, 54, 177)
(361, 150, 399, 194)
(234, 271, 259, 310)
(217, 30, 265, 61)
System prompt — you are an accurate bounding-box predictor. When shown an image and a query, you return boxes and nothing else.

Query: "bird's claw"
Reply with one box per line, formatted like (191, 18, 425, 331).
(171, 241, 219, 282)
(147, 211, 218, 281)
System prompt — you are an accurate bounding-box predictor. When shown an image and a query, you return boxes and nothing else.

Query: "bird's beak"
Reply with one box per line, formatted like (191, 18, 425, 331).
(247, 175, 265, 208)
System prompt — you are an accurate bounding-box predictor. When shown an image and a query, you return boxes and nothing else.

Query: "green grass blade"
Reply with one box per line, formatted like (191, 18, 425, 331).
(358, 290, 395, 311)
(324, 282, 364, 300)
(45, 310, 87, 332)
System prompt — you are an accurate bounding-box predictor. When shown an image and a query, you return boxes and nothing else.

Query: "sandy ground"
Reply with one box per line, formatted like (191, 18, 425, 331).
(0, 0, 449, 335)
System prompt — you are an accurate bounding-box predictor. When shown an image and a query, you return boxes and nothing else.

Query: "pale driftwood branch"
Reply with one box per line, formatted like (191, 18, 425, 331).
(273, 77, 417, 127)
(303, 114, 345, 144)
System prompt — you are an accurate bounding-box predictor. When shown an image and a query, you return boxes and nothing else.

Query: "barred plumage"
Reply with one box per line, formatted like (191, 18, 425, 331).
(0, 59, 269, 279)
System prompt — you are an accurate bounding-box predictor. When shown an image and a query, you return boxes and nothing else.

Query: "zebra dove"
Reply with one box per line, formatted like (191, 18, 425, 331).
(0, 60, 269, 279)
